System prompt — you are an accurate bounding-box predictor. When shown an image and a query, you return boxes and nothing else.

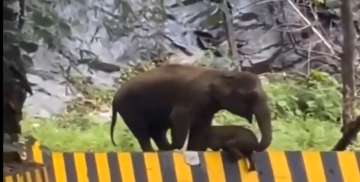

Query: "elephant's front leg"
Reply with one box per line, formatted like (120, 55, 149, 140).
(187, 126, 211, 151)
(150, 128, 173, 150)
(170, 106, 194, 150)
(187, 113, 214, 151)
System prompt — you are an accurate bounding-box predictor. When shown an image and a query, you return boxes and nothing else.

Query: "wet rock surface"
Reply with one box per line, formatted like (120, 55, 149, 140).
(23, 0, 359, 117)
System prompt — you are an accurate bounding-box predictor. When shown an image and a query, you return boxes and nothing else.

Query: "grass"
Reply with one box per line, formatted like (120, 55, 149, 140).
(20, 71, 360, 152)
(21, 112, 350, 152)
(22, 116, 141, 152)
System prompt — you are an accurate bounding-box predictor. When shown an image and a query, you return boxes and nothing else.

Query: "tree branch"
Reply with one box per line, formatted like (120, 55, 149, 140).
(340, 0, 356, 128)
(286, 0, 335, 55)
(333, 116, 360, 150)
(220, 0, 240, 70)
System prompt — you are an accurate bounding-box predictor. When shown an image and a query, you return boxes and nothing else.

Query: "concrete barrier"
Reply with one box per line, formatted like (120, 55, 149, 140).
(23, 142, 360, 182)
(3, 164, 49, 182)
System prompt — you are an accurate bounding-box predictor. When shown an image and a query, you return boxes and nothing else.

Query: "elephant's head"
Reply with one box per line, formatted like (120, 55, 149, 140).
(210, 71, 272, 151)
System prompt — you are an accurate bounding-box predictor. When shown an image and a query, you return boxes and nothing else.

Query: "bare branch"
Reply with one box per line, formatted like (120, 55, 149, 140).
(286, 0, 335, 55)
(306, 41, 312, 76)
(280, 24, 312, 33)
(296, 47, 341, 60)
(220, 0, 240, 70)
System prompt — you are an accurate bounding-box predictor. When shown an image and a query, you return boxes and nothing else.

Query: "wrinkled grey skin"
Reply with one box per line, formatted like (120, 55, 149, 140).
(110, 64, 272, 152)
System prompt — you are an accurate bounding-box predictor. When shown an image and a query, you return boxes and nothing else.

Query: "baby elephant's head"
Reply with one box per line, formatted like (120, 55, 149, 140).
(223, 128, 258, 171)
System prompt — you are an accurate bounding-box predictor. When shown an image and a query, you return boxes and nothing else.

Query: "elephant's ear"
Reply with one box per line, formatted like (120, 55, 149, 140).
(221, 71, 259, 94)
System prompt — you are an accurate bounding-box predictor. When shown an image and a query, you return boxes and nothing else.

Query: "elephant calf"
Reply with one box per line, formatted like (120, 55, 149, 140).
(207, 125, 258, 171)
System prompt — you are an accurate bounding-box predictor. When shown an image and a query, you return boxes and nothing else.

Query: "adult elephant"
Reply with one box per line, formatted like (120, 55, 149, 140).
(110, 64, 272, 151)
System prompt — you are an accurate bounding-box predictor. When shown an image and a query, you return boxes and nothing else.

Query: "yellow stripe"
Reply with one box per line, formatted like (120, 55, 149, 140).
(52, 152, 67, 182)
(238, 159, 259, 182)
(144, 152, 163, 182)
(302, 152, 326, 182)
(13, 175, 19, 182)
(74, 152, 89, 182)
(337, 152, 360, 182)
(16, 174, 24, 182)
(25, 172, 32, 182)
(35, 169, 43, 182)
(173, 152, 193, 182)
(204, 152, 226, 182)
(32, 142, 44, 164)
(268, 151, 292, 182)
(95, 153, 111, 182)
(4, 176, 14, 182)
(118, 153, 136, 182)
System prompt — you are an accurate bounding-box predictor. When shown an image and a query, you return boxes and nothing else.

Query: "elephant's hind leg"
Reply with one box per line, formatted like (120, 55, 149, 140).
(150, 127, 172, 150)
(123, 115, 154, 151)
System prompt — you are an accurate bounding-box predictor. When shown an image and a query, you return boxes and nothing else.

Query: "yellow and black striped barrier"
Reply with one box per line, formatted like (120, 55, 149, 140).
(3, 164, 49, 182)
(24, 142, 360, 182)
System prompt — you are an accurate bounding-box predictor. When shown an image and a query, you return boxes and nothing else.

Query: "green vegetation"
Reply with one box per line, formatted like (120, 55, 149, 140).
(21, 70, 359, 152)
(22, 115, 140, 152)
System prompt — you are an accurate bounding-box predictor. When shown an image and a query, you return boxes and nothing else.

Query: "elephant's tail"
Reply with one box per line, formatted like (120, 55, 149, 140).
(110, 98, 118, 146)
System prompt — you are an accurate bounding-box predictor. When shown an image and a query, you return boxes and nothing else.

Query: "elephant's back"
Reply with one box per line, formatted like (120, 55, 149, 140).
(211, 126, 258, 142)
(113, 65, 206, 113)
(116, 64, 211, 100)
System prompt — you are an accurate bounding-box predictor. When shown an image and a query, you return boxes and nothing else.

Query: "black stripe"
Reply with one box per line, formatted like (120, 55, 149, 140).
(42, 150, 55, 182)
(63, 152, 77, 182)
(221, 152, 241, 182)
(39, 167, 46, 182)
(85, 153, 99, 182)
(321, 152, 344, 182)
(254, 152, 275, 182)
(131, 152, 148, 182)
(286, 151, 308, 182)
(191, 152, 209, 182)
(356, 152, 360, 170)
(158, 152, 176, 182)
(23, 172, 29, 182)
(107, 152, 122, 182)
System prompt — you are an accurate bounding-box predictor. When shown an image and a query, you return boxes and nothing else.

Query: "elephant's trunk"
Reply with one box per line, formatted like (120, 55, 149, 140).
(254, 98, 272, 151)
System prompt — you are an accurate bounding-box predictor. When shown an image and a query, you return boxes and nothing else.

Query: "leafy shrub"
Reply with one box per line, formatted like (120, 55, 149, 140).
(265, 71, 342, 123)
(21, 116, 140, 152)
(271, 117, 342, 150)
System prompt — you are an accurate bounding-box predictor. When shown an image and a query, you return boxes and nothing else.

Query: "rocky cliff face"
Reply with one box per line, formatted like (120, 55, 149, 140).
(18, 0, 358, 118)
